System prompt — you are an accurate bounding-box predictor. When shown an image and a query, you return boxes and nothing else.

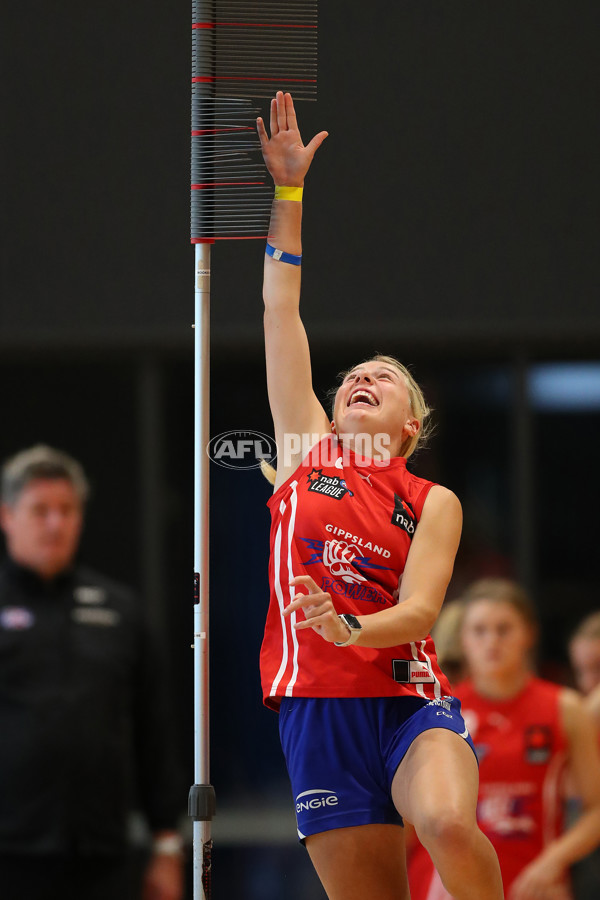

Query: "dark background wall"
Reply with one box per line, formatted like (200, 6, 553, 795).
(3, 1, 599, 349)
(2, 2, 599, 897)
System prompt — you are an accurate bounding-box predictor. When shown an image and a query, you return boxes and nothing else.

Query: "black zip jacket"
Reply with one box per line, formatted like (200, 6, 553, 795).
(0, 559, 183, 856)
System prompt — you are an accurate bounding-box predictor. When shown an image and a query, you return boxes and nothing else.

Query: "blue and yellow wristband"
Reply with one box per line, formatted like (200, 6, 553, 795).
(267, 185, 303, 264)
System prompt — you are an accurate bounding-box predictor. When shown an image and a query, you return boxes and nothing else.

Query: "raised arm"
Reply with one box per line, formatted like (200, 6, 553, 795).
(257, 92, 330, 486)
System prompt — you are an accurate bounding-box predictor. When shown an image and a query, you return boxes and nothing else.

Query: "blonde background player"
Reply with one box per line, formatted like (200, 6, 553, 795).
(569, 612, 600, 729)
(408, 579, 600, 900)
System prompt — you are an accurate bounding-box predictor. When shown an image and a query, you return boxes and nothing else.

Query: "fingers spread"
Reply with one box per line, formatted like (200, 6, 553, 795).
(283, 591, 327, 617)
(276, 90, 287, 131)
(289, 574, 319, 593)
(294, 612, 335, 631)
(256, 117, 268, 146)
(269, 97, 278, 136)
(306, 131, 329, 157)
(284, 92, 297, 129)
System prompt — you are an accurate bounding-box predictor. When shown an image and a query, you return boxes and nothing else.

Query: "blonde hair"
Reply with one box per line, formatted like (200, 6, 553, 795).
(260, 354, 432, 485)
(260, 457, 277, 485)
(431, 599, 467, 684)
(461, 578, 538, 627)
(570, 611, 600, 644)
(432, 600, 466, 667)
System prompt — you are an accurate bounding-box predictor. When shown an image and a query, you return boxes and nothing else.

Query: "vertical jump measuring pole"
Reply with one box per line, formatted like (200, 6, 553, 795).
(189, 4, 318, 896)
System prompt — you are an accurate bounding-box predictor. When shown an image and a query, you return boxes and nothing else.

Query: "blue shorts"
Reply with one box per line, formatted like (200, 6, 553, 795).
(279, 694, 475, 841)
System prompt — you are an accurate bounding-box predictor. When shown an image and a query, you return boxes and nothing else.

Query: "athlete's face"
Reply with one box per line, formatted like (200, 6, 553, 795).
(570, 637, 600, 696)
(332, 361, 419, 458)
(0, 478, 84, 580)
(461, 599, 535, 680)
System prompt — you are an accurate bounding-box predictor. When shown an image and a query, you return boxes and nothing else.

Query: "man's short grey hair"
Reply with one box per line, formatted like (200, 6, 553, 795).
(1, 445, 90, 506)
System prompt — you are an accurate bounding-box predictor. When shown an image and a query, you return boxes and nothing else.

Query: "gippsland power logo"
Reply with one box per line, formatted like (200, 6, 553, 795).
(207, 430, 277, 470)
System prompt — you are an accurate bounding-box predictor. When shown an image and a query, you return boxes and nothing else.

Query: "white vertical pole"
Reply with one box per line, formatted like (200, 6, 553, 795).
(192, 241, 213, 899)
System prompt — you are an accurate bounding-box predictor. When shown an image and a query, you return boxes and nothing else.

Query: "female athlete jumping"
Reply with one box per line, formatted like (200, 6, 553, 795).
(255, 91, 504, 900)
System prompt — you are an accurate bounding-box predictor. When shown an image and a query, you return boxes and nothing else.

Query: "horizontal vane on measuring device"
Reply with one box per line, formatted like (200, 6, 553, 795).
(191, 98, 273, 240)
(191, 2, 318, 240)
(192, 0, 317, 100)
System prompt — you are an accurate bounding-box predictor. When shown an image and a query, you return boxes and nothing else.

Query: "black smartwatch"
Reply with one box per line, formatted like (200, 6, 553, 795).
(334, 613, 362, 647)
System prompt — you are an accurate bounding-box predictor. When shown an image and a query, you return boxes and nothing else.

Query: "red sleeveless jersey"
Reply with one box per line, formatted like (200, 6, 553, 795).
(408, 677, 569, 899)
(260, 435, 452, 711)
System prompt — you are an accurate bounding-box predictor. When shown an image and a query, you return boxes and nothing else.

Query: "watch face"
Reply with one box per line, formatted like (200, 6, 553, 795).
(343, 614, 361, 630)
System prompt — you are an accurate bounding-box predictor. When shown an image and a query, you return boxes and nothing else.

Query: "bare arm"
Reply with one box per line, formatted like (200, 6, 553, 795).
(285, 486, 463, 648)
(547, 690, 600, 865)
(509, 689, 600, 900)
(353, 486, 462, 647)
(586, 683, 600, 731)
(257, 93, 330, 487)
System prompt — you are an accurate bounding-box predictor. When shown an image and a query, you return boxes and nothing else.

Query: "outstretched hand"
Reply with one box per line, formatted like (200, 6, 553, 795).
(257, 91, 328, 187)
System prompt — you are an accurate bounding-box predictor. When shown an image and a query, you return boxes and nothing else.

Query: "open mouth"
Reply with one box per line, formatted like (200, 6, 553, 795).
(347, 389, 379, 407)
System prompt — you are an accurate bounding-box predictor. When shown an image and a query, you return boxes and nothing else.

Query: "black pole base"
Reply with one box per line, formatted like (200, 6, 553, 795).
(189, 783, 216, 822)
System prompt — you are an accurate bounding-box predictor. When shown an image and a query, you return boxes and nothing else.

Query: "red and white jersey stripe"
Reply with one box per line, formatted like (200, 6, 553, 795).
(260, 435, 452, 710)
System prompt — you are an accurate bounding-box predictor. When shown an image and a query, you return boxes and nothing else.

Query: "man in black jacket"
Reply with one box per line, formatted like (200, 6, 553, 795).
(0, 445, 184, 900)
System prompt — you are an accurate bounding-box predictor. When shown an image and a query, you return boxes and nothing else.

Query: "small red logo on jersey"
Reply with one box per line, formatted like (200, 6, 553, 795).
(524, 725, 552, 764)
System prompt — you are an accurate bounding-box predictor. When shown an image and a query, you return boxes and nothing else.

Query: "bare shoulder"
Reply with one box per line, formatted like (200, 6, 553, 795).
(421, 485, 463, 522)
(560, 686, 584, 710)
(411, 485, 462, 561)
(401, 483, 463, 606)
(558, 687, 589, 735)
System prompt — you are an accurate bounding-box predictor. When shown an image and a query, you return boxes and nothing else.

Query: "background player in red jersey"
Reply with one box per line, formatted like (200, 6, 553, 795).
(254, 91, 503, 900)
(408, 579, 600, 900)
(568, 612, 600, 899)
